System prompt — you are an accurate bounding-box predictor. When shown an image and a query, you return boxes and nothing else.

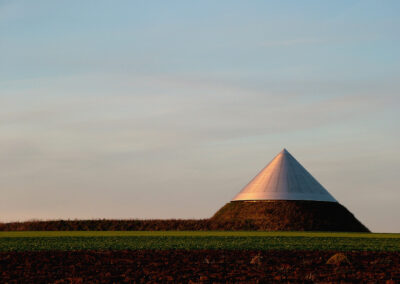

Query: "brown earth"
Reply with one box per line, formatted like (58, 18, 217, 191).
(1, 250, 399, 283)
(211, 201, 370, 232)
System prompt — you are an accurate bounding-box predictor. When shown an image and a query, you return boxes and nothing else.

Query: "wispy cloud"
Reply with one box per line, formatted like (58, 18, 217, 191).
(260, 38, 327, 47)
(259, 34, 381, 48)
(0, 73, 391, 175)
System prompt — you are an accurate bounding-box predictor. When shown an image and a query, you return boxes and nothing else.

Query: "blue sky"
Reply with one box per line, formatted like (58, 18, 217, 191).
(1, 0, 399, 232)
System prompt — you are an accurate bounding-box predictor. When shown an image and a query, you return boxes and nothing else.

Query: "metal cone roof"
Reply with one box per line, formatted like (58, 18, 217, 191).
(232, 149, 337, 202)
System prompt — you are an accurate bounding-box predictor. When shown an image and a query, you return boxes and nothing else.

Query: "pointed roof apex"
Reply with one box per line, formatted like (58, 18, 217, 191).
(232, 149, 337, 202)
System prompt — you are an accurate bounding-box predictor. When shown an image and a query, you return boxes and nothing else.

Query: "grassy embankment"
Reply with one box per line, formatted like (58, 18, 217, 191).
(1, 231, 399, 252)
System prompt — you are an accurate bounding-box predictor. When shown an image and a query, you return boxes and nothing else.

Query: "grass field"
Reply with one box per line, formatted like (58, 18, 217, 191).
(1, 231, 399, 252)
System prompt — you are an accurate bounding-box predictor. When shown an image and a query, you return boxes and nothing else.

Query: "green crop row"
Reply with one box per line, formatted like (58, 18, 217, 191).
(1, 235, 399, 252)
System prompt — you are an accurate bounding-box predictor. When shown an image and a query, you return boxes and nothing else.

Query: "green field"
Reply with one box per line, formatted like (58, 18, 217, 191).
(1, 231, 399, 252)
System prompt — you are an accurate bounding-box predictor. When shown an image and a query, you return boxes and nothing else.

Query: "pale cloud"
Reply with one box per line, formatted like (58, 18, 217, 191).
(1, 73, 388, 154)
(260, 38, 327, 47)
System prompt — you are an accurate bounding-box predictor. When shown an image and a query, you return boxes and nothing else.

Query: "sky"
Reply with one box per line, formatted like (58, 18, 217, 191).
(1, 0, 399, 232)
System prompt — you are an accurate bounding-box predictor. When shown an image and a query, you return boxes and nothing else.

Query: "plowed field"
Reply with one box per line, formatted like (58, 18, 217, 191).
(1, 250, 399, 283)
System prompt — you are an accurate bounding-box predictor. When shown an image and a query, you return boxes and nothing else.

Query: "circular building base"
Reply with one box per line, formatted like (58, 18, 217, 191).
(210, 200, 369, 232)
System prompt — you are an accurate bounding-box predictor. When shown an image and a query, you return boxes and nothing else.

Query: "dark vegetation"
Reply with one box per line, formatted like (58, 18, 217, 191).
(0, 219, 268, 231)
(0, 201, 370, 232)
(211, 201, 370, 232)
(0, 219, 211, 231)
(1, 250, 399, 282)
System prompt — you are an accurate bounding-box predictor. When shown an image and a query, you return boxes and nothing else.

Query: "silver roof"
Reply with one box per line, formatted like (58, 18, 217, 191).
(232, 149, 337, 202)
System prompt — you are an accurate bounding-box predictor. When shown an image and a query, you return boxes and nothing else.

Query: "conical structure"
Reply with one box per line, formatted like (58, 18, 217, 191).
(233, 149, 336, 202)
(211, 149, 370, 232)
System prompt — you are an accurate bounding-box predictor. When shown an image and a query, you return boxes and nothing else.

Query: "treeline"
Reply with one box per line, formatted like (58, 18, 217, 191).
(0, 219, 264, 231)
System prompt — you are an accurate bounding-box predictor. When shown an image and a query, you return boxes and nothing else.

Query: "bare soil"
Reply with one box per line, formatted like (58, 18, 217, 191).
(1, 250, 399, 283)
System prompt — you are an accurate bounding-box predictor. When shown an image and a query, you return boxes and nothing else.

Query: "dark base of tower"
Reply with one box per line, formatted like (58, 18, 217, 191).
(210, 200, 370, 232)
